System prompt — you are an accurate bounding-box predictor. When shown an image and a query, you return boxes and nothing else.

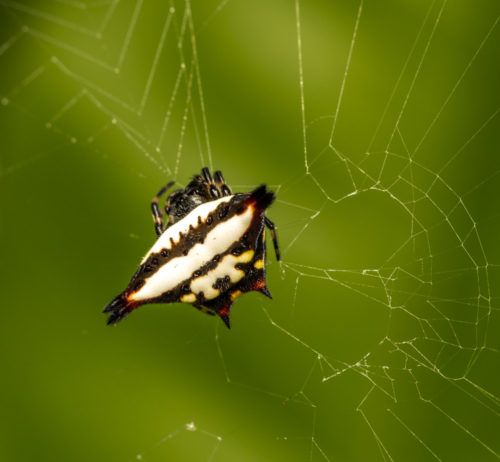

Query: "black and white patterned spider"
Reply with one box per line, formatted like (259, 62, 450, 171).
(103, 168, 279, 328)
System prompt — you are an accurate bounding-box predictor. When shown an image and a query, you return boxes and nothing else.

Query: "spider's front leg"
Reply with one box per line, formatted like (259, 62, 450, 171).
(151, 180, 175, 237)
(214, 170, 232, 196)
(201, 167, 222, 199)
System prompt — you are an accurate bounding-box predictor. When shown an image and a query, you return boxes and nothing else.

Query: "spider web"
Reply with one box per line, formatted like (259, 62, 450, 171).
(1, 0, 499, 460)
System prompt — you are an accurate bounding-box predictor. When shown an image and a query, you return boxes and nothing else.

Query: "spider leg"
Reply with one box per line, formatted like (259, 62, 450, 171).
(151, 180, 175, 237)
(209, 185, 221, 199)
(214, 170, 232, 196)
(201, 167, 213, 183)
(264, 216, 280, 261)
(201, 167, 221, 199)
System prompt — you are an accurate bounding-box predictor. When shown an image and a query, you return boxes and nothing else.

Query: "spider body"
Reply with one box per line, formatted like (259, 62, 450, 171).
(103, 168, 279, 328)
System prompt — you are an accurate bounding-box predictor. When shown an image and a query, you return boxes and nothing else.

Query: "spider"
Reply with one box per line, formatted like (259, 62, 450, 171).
(103, 167, 279, 328)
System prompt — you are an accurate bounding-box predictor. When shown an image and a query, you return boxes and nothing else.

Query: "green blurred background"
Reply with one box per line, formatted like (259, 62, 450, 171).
(1, 0, 499, 460)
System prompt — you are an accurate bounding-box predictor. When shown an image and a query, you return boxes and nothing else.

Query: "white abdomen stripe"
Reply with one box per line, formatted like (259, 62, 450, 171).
(141, 195, 233, 264)
(130, 205, 254, 301)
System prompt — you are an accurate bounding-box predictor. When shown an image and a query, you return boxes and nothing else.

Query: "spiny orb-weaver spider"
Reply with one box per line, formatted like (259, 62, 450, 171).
(103, 168, 279, 328)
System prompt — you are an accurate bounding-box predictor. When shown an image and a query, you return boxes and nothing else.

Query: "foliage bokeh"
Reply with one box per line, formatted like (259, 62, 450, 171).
(1, 1, 499, 461)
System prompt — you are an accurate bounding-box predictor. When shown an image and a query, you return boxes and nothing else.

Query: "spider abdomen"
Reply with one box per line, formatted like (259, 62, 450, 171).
(130, 197, 254, 302)
(103, 180, 278, 329)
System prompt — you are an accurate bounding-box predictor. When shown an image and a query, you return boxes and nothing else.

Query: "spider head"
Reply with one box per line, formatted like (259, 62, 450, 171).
(165, 175, 215, 224)
(165, 189, 197, 225)
(163, 170, 232, 226)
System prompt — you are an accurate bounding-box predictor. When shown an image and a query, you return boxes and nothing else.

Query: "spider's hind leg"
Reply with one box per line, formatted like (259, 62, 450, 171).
(151, 180, 175, 237)
(264, 216, 280, 261)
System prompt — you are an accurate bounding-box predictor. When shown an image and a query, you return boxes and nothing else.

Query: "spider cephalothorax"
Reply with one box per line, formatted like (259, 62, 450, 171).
(161, 169, 233, 227)
(103, 168, 279, 328)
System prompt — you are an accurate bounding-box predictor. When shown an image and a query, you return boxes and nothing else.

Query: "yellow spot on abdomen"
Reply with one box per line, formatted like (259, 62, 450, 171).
(181, 293, 196, 303)
(231, 290, 243, 301)
(189, 250, 256, 299)
(238, 250, 254, 263)
(204, 288, 220, 300)
(254, 259, 264, 269)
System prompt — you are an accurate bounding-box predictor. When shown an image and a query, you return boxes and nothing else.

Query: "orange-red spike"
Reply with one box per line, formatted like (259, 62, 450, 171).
(217, 305, 232, 329)
(251, 278, 272, 298)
